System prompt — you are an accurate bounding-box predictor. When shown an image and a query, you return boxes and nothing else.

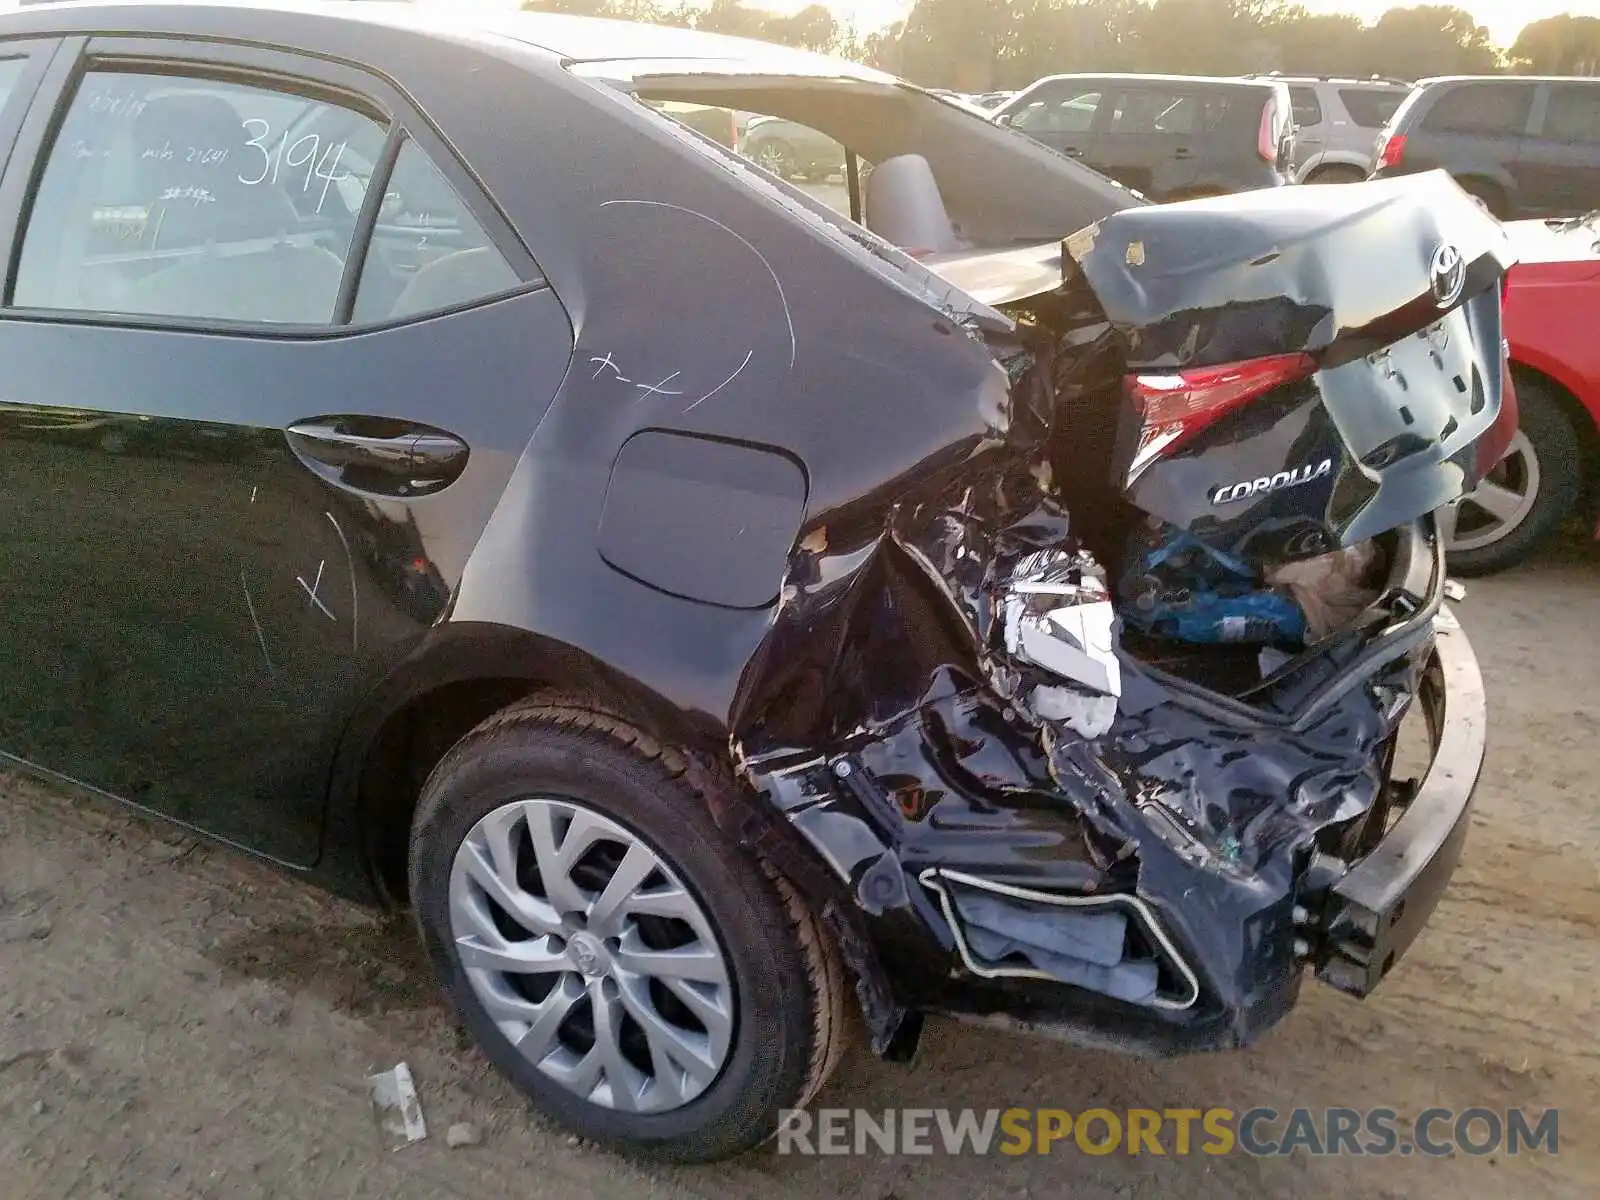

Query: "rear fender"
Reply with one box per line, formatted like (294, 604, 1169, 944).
(323, 622, 735, 896)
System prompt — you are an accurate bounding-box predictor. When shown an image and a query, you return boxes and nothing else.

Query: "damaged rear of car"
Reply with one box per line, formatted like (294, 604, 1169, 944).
(0, 2, 1513, 1174)
(378, 18, 1510, 1166)
(732, 171, 1510, 1061)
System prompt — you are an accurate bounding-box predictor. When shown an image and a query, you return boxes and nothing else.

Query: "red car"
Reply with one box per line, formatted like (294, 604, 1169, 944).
(1444, 215, 1600, 573)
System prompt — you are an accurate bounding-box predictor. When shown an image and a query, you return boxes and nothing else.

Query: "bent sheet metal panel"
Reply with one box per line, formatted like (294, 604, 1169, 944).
(391, 50, 1487, 1049)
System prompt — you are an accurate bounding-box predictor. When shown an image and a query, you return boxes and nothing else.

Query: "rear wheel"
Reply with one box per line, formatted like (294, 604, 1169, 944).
(409, 703, 846, 1162)
(1440, 380, 1583, 575)
(749, 139, 798, 180)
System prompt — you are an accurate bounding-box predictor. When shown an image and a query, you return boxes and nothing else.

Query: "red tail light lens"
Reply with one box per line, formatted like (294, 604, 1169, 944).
(1257, 101, 1277, 163)
(1376, 132, 1407, 169)
(1127, 353, 1317, 467)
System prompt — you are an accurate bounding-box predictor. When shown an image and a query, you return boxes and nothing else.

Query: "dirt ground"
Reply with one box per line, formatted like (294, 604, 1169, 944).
(2, 536, 1598, 1200)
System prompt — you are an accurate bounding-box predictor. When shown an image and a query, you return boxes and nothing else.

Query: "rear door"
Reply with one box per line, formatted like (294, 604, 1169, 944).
(1414, 81, 1536, 210)
(1518, 81, 1600, 217)
(0, 36, 571, 865)
(1288, 83, 1325, 169)
(1003, 79, 1106, 163)
(1099, 84, 1206, 196)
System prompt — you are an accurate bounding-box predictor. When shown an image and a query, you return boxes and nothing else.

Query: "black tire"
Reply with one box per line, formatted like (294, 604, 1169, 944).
(1306, 164, 1367, 184)
(1456, 176, 1508, 219)
(1445, 380, 1584, 576)
(749, 139, 798, 180)
(409, 703, 846, 1163)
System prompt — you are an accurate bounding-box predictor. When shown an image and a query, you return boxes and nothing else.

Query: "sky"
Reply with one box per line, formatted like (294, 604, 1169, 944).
(750, 0, 1600, 47)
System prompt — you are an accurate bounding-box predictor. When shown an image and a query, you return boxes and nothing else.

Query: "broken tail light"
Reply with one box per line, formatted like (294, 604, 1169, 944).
(1376, 132, 1407, 170)
(1127, 353, 1317, 476)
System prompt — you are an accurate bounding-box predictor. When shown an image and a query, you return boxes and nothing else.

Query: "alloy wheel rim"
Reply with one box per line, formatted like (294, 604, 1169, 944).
(448, 798, 735, 1114)
(755, 143, 792, 175)
(1439, 430, 1541, 553)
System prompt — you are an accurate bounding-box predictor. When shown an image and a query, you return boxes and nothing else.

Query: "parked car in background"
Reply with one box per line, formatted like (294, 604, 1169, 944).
(1444, 214, 1600, 573)
(643, 98, 740, 149)
(736, 112, 844, 180)
(1245, 73, 1410, 182)
(968, 89, 1014, 109)
(992, 73, 1294, 200)
(1370, 75, 1600, 219)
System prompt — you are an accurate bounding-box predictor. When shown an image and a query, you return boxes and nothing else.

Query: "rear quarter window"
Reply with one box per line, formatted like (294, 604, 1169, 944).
(1421, 83, 1534, 136)
(1337, 87, 1405, 129)
(1540, 84, 1600, 144)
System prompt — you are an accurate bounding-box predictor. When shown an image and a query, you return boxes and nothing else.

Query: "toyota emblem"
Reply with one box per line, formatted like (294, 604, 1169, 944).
(1429, 243, 1466, 309)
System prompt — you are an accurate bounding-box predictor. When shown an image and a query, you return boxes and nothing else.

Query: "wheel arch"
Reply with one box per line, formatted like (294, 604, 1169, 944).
(1299, 155, 1370, 182)
(1510, 359, 1600, 473)
(330, 622, 733, 904)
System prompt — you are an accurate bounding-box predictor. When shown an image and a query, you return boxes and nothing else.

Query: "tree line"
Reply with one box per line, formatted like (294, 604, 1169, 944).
(522, 0, 1600, 88)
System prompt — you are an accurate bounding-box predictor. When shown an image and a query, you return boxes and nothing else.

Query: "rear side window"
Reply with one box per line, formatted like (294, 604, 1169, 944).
(1110, 89, 1203, 134)
(14, 71, 387, 322)
(354, 138, 521, 322)
(12, 67, 521, 328)
(0, 57, 28, 110)
(1337, 87, 1405, 129)
(1541, 84, 1600, 144)
(1011, 87, 1102, 133)
(1422, 83, 1534, 135)
(1290, 86, 1322, 126)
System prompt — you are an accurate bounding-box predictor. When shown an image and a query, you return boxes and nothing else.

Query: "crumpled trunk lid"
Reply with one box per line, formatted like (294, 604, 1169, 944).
(926, 171, 1520, 570)
(1057, 170, 1519, 565)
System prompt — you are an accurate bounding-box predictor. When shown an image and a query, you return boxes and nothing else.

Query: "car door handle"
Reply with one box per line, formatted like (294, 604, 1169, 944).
(287, 418, 469, 493)
(1173, 147, 1193, 159)
(1061, 145, 1084, 157)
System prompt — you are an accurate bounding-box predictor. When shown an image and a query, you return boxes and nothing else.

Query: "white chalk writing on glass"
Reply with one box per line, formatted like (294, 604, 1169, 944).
(237, 118, 350, 215)
(160, 185, 217, 207)
(85, 91, 148, 120)
(140, 141, 231, 166)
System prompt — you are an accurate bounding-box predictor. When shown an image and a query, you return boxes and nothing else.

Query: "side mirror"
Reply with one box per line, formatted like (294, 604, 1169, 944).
(995, 113, 1013, 127)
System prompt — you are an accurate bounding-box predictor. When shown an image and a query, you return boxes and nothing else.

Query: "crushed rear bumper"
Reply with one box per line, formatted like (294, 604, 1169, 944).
(1312, 605, 1485, 997)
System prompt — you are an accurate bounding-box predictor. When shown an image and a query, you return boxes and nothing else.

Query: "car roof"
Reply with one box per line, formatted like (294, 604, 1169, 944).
(1246, 74, 1410, 87)
(1413, 74, 1600, 86)
(2, 1, 895, 81)
(1022, 72, 1281, 90)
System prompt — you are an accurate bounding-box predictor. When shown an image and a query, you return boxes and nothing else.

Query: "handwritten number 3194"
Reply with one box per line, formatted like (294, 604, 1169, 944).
(238, 119, 351, 216)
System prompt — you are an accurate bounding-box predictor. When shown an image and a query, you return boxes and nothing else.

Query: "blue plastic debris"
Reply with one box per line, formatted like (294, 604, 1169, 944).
(1120, 524, 1307, 645)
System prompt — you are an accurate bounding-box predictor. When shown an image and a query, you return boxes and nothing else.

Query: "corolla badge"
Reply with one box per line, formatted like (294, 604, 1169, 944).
(1210, 459, 1333, 506)
(1429, 243, 1466, 308)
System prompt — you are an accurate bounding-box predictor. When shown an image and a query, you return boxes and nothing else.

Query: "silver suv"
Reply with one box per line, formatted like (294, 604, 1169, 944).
(1247, 74, 1412, 182)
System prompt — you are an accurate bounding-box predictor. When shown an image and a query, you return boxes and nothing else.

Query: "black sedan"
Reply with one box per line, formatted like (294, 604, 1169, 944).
(0, 0, 1501, 1166)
